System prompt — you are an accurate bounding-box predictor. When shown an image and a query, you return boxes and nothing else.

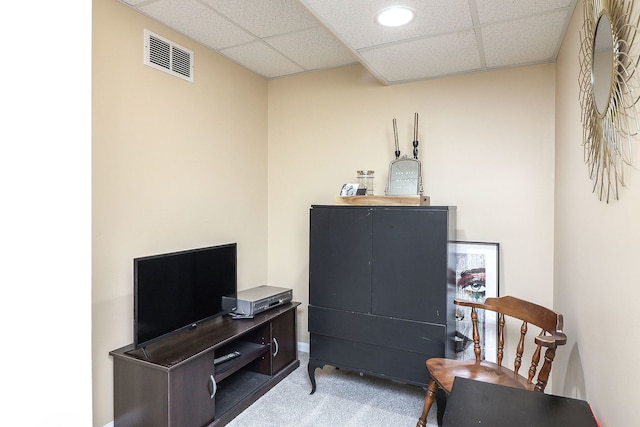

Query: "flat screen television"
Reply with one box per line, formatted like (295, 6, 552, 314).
(133, 243, 238, 349)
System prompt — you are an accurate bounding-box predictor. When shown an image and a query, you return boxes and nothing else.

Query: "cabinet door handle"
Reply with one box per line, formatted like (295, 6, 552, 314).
(272, 337, 279, 357)
(209, 374, 217, 399)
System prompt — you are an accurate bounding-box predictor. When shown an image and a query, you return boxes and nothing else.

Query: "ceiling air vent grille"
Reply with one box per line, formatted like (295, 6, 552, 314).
(144, 29, 193, 82)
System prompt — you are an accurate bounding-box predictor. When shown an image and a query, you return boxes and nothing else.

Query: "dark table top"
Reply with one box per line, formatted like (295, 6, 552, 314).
(443, 377, 599, 427)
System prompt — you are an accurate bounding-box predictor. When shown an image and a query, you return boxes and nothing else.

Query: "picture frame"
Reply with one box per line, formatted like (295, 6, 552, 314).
(450, 241, 500, 362)
(340, 183, 359, 196)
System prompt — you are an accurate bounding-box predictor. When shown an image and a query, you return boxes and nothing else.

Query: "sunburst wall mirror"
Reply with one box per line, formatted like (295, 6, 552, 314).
(579, 0, 640, 202)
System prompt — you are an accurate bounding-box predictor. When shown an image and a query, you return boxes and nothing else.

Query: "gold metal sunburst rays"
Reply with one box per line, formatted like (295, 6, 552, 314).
(579, 0, 640, 202)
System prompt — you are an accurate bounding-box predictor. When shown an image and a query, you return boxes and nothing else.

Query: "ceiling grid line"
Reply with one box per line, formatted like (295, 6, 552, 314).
(468, 0, 487, 69)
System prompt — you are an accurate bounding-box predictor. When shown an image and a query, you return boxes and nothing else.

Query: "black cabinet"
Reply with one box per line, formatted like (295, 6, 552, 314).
(110, 302, 299, 427)
(308, 205, 456, 392)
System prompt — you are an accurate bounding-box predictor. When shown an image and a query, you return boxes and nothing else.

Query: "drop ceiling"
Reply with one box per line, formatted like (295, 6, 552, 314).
(121, 0, 577, 85)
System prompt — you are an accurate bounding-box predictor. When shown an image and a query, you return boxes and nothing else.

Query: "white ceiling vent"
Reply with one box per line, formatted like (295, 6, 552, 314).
(144, 29, 193, 82)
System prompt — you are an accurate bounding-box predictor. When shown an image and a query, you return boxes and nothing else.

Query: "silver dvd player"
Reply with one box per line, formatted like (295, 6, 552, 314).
(225, 285, 292, 318)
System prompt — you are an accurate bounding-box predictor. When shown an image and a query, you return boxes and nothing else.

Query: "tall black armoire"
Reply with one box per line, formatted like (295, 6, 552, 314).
(307, 205, 457, 392)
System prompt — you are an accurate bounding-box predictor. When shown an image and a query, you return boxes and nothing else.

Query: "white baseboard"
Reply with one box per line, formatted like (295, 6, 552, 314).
(103, 422, 114, 427)
(297, 341, 309, 354)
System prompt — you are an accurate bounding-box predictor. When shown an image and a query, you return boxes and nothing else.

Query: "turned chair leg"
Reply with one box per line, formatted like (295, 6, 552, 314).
(416, 379, 439, 427)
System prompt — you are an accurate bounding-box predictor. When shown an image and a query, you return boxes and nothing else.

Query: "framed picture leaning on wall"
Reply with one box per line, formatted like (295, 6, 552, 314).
(450, 241, 500, 362)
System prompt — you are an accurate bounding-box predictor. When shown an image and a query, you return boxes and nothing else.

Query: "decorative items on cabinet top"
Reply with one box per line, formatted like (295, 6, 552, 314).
(340, 112, 425, 201)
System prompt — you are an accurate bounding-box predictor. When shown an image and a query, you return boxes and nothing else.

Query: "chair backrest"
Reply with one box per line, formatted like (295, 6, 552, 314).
(455, 295, 567, 392)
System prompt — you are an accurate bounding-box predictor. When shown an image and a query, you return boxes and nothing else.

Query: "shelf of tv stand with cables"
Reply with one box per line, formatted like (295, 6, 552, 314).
(110, 302, 300, 427)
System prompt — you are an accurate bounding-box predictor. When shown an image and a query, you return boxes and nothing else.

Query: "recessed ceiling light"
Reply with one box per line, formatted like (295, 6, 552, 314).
(376, 6, 415, 27)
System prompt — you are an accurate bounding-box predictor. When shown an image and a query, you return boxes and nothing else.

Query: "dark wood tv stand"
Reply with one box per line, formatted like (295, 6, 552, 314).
(110, 302, 300, 427)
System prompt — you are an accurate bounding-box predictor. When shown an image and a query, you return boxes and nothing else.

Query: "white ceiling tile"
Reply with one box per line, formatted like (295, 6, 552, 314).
(220, 42, 304, 78)
(139, 0, 255, 49)
(301, 0, 473, 49)
(122, 0, 577, 82)
(267, 28, 358, 70)
(475, 0, 575, 24)
(482, 11, 568, 68)
(201, 0, 318, 38)
(360, 30, 482, 83)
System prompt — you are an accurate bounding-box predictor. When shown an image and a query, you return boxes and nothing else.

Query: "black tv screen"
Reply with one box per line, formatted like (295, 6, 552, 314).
(134, 243, 237, 349)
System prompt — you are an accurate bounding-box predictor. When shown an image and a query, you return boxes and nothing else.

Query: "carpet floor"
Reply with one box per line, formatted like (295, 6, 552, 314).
(226, 351, 438, 427)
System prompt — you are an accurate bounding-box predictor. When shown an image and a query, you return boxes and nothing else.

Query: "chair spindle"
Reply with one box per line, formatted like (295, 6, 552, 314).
(534, 346, 556, 392)
(528, 335, 543, 384)
(471, 307, 482, 361)
(497, 313, 505, 367)
(514, 321, 527, 375)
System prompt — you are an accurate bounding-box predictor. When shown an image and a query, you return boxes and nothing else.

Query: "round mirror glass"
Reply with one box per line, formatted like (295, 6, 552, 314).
(592, 13, 614, 115)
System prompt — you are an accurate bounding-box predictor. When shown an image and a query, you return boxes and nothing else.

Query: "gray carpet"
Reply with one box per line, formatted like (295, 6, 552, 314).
(226, 352, 438, 427)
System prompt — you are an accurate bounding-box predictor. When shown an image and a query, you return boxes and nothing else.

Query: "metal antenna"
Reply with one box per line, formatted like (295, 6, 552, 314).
(393, 118, 400, 159)
(412, 112, 419, 159)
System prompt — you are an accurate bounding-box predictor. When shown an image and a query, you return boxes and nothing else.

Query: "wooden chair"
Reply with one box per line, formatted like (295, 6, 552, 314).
(416, 295, 567, 427)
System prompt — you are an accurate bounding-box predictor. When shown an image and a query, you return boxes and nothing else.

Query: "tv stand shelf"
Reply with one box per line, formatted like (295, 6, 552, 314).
(110, 302, 300, 427)
(214, 341, 268, 382)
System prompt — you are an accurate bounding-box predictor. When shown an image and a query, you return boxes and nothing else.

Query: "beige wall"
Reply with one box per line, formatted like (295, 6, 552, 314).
(555, 3, 640, 425)
(267, 63, 557, 347)
(92, 0, 269, 425)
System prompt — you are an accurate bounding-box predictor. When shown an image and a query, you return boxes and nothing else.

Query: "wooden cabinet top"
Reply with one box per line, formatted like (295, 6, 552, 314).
(110, 302, 300, 368)
(311, 205, 456, 210)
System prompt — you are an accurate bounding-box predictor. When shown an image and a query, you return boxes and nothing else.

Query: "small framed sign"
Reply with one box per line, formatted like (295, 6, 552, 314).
(340, 183, 359, 196)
